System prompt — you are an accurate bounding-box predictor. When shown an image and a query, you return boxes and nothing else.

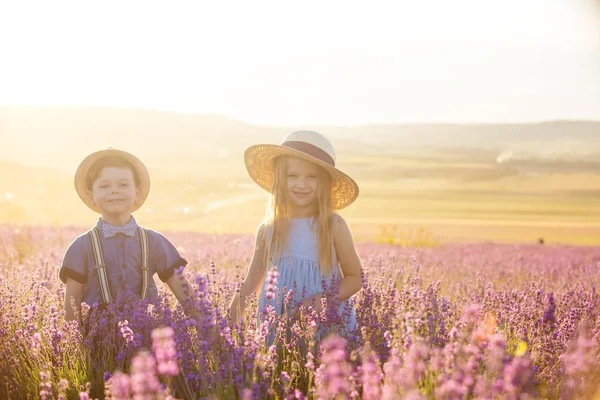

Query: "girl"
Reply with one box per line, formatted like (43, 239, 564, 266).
(229, 130, 362, 338)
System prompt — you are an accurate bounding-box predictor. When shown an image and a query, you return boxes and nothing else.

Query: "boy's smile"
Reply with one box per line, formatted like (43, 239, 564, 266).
(90, 167, 139, 224)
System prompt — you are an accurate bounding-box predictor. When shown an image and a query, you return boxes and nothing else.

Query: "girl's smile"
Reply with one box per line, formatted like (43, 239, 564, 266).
(291, 191, 311, 197)
(286, 157, 319, 214)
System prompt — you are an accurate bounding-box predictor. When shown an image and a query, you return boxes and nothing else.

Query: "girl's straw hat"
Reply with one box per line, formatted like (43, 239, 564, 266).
(244, 130, 359, 209)
(74, 148, 150, 213)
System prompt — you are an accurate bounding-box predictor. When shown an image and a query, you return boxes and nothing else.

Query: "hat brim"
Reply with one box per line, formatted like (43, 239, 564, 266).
(244, 144, 359, 210)
(74, 149, 150, 213)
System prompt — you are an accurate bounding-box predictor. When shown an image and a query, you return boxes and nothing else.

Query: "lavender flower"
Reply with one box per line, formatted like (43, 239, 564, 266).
(39, 370, 52, 400)
(118, 320, 134, 344)
(315, 334, 353, 399)
(130, 351, 163, 397)
(359, 344, 383, 400)
(265, 267, 279, 301)
(2, 226, 600, 398)
(151, 326, 180, 376)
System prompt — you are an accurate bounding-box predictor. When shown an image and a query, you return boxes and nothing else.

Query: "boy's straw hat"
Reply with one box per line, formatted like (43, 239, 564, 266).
(74, 148, 150, 213)
(244, 130, 359, 209)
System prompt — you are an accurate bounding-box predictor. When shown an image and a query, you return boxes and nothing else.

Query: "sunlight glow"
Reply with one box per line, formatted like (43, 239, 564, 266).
(0, 0, 598, 125)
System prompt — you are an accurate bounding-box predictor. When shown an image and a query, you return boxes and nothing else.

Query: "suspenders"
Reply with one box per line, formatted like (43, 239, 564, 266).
(138, 226, 150, 301)
(88, 226, 151, 304)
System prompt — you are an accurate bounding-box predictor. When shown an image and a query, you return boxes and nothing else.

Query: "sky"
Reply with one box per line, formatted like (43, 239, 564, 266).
(0, 0, 599, 126)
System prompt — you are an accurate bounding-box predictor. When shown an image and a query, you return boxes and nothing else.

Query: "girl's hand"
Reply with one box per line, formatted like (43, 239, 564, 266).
(228, 224, 268, 325)
(228, 292, 244, 326)
(333, 216, 363, 300)
(299, 294, 322, 314)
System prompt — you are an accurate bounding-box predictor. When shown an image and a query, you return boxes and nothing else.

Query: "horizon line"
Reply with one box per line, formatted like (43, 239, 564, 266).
(1, 103, 600, 128)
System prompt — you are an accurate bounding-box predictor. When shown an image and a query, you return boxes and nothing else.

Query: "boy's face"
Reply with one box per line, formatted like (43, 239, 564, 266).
(90, 167, 139, 218)
(286, 157, 319, 209)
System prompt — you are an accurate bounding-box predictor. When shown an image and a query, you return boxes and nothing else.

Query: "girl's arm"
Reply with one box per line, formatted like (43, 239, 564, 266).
(229, 225, 267, 324)
(301, 216, 363, 311)
(333, 216, 363, 299)
(64, 279, 84, 322)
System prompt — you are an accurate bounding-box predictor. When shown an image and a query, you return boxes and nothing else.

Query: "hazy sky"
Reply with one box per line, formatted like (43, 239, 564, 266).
(0, 0, 599, 126)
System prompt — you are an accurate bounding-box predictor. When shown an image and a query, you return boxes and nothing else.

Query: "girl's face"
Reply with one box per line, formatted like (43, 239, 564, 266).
(90, 167, 139, 219)
(285, 157, 320, 212)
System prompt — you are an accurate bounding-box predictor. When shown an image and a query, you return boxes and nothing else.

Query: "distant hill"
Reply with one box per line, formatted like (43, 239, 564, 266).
(1, 109, 599, 240)
(1, 106, 599, 171)
(0, 106, 286, 171)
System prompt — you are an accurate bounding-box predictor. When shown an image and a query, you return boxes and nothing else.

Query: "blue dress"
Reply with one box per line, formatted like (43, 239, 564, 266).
(257, 217, 358, 341)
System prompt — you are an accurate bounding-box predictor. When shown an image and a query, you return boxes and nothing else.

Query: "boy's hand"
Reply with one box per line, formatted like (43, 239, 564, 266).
(166, 274, 196, 311)
(64, 279, 84, 322)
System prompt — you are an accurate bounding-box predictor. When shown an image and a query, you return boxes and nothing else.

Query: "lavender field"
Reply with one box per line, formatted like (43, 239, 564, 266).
(1, 225, 599, 399)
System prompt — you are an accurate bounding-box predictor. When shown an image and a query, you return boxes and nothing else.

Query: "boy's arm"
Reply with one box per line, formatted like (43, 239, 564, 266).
(229, 225, 267, 324)
(152, 231, 194, 311)
(166, 274, 196, 311)
(64, 279, 84, 321)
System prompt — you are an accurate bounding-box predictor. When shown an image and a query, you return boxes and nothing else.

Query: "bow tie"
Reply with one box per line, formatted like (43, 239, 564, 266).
(103, 222, 137, 238)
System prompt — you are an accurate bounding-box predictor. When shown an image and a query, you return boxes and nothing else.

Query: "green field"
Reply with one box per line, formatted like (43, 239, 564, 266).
(2, 149, 599, 245)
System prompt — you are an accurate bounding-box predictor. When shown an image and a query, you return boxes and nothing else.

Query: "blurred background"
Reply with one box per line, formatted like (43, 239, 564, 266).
(1, 0, 599, 244)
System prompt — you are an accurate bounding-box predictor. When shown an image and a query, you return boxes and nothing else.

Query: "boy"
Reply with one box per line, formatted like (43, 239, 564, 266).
(60, 148, 195, 320)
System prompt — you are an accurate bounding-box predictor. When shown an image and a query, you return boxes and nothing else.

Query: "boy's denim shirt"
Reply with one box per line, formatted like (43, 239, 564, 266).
(60, 216, 187, 306)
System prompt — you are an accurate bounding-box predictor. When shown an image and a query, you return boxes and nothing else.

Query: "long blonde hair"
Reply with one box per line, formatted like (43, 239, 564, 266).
(263, 156, 336, 276)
